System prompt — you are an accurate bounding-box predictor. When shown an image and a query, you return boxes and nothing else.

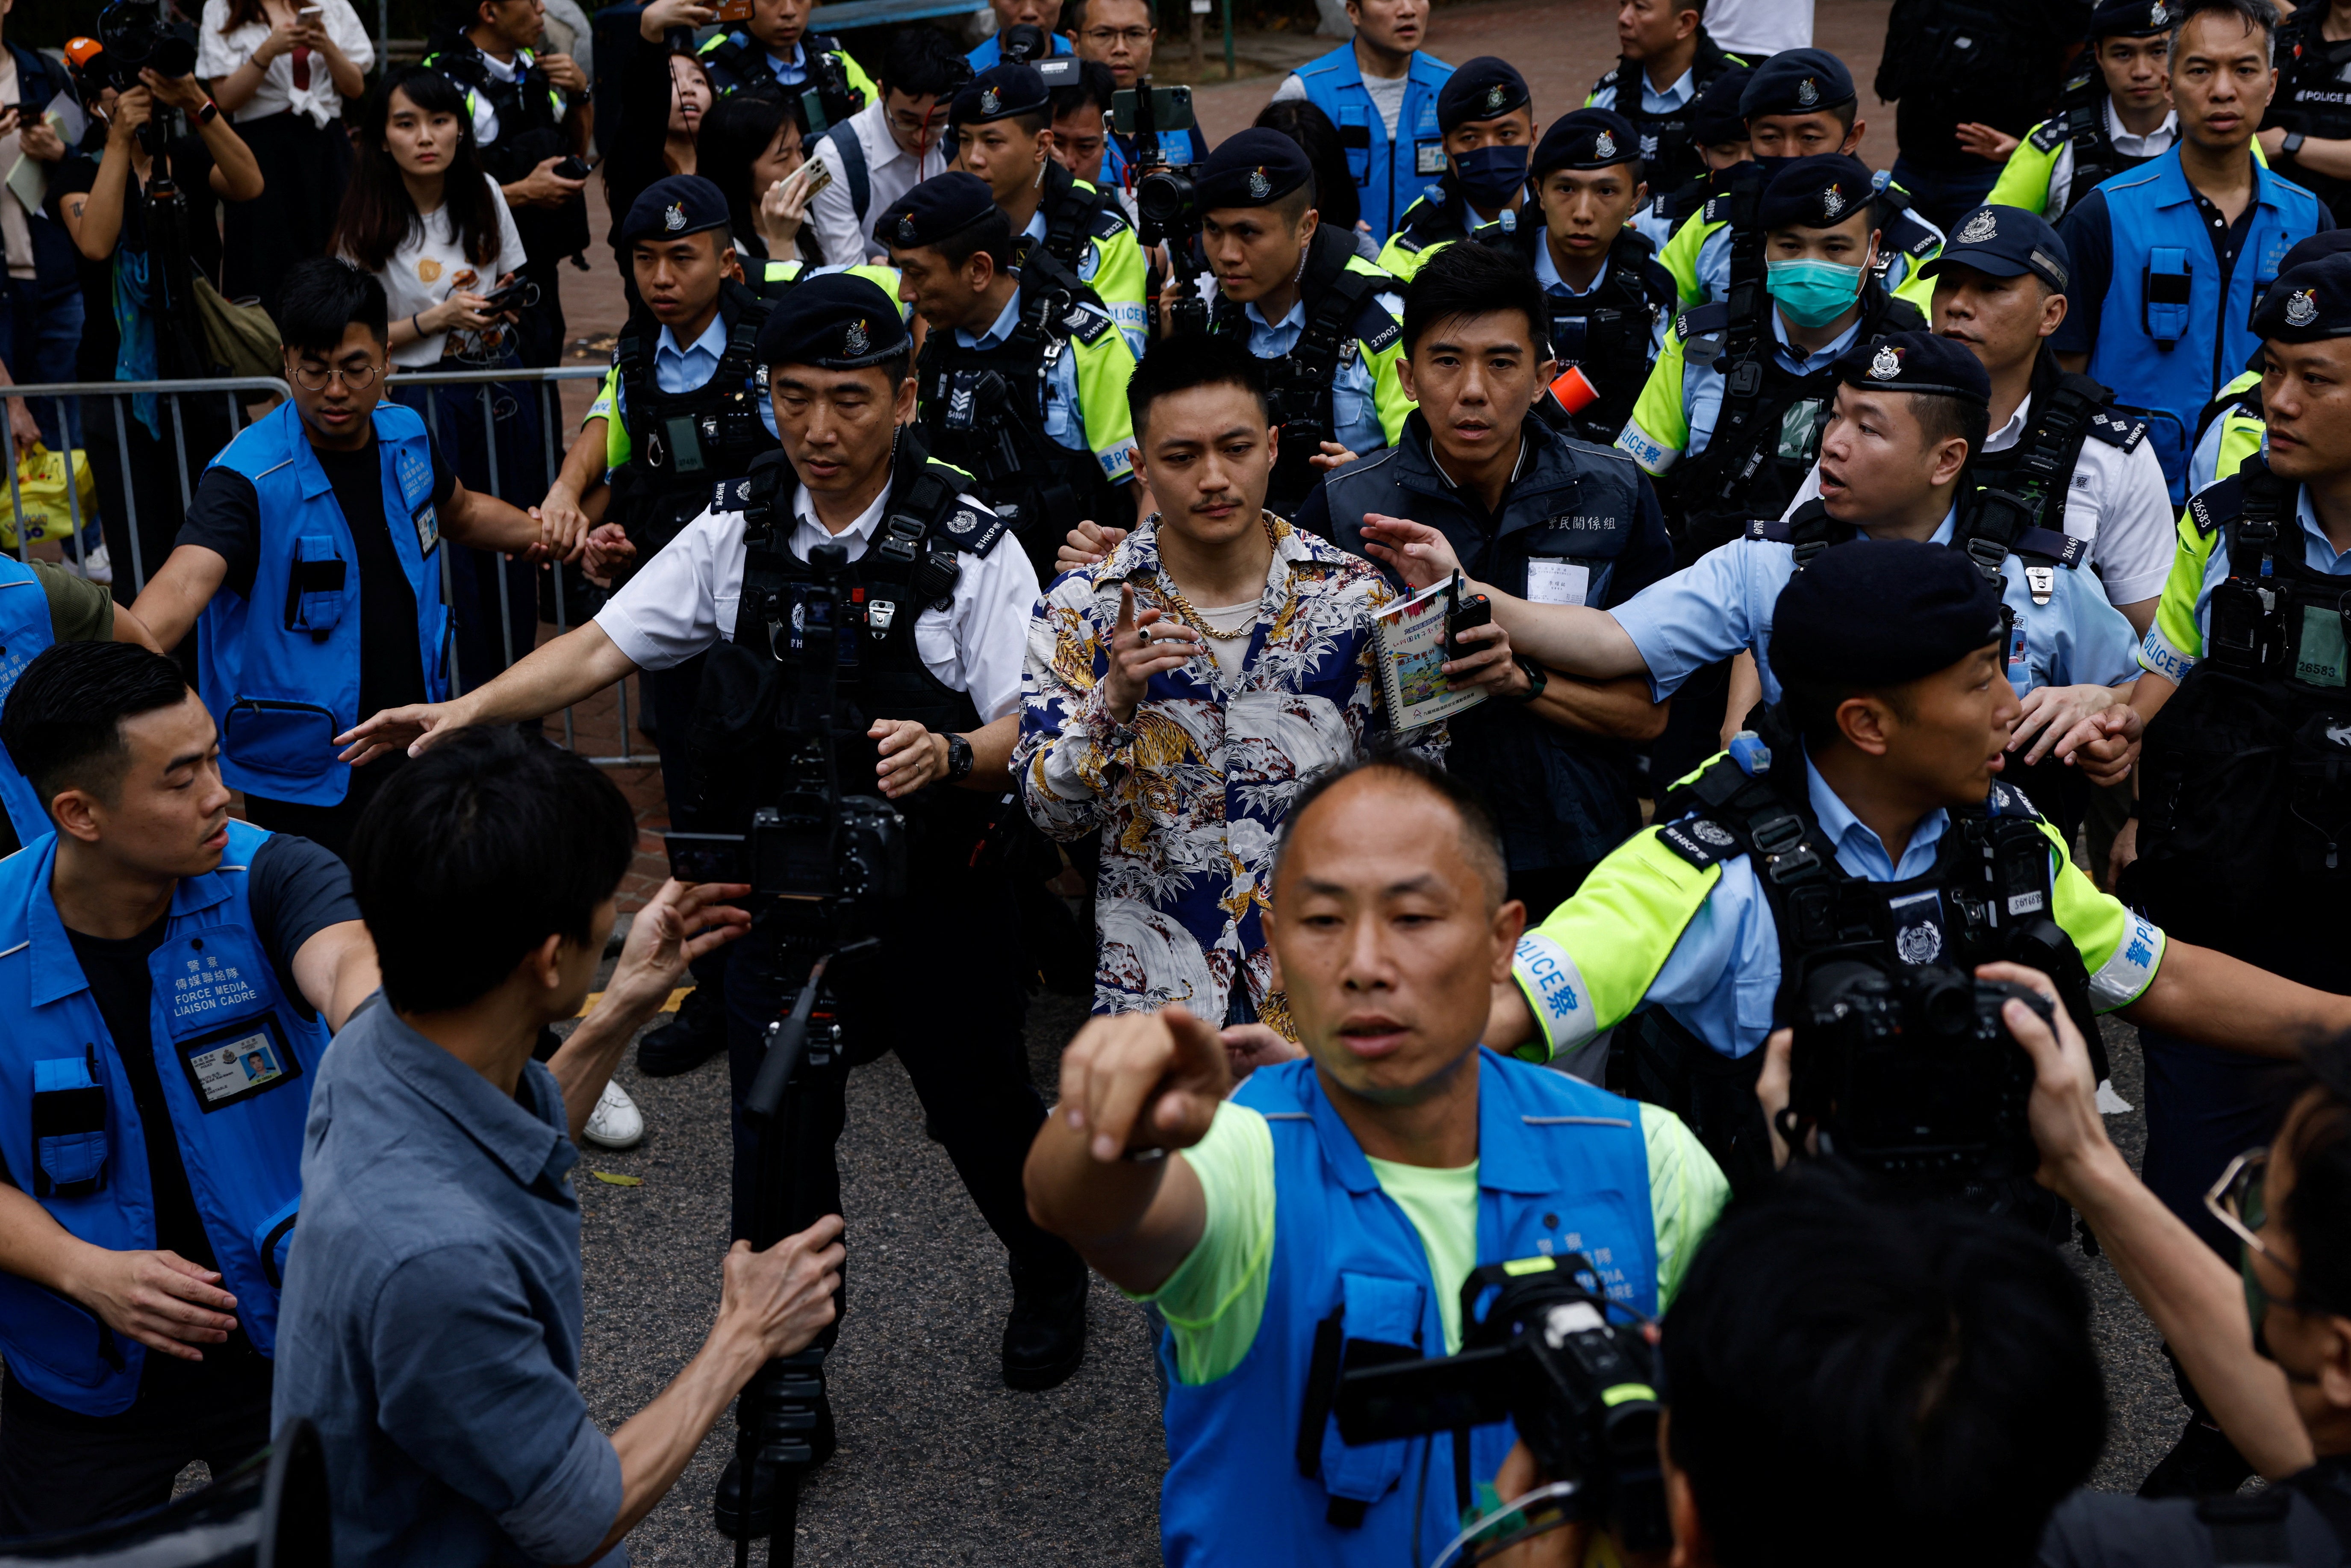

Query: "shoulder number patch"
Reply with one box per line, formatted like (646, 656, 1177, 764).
(1658, 817, 1739, 869)
(2083, 408, 2149, 452)
(2029, 120, 2067, 153)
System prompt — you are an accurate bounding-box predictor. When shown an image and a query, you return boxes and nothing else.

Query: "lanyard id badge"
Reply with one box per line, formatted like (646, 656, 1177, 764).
(174, 1015, 301, 1114)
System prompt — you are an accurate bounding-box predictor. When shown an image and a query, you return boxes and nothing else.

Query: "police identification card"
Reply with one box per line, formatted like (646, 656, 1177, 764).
(1415, 140, 1447, 176)
(2299, 605, 2350, 689)
(412, 501, 439, 557)
(176, 1016, 300, 1113)
(1776, 399, 1823, 463)
(1525, 560, 1590, 607)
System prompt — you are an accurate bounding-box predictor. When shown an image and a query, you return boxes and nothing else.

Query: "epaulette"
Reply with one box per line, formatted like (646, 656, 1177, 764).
(1656, 814, 1744, 870)
(2186, 473, 2244, 537)
(1700, 192, 1730, 226)
(1592, 64, 1623, 91)
(1885, 207, 1941, 259)
(1090, 204, 1131, 240)
(931, 489, 1011, 557)
(1353, 297, 1403, 355)
(1743, 516, 1794, 542)
(2081, 407, 2148, 452)
(1063, 303, 1115, 346)
(1983, 779, 2045, 821)
(710, 475, 755, 513)
(2029, 119, 2068, 153)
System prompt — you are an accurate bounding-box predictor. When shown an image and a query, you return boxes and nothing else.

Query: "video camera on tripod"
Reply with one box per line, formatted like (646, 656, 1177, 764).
(1332, 1253, 1669, 1566)
(1110, 81, 1208, 336)
(660, 448, 906, 1568)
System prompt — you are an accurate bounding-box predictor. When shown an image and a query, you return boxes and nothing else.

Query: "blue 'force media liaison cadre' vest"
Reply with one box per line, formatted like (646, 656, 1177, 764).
(0, 556, 58, 843)
(2080, 147, 2323, 502)
(1292, 45, 1455, 245)
(1157, 1050, 1660, 1566)
(198, 400, 448, 808)
(0, 819, 331, 1415)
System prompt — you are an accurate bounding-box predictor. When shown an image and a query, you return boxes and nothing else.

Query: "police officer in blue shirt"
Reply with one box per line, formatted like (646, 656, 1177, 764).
(130, 259, 577, 864)
(689, 0, 875, 127)
(1585, 0, 1749, 200)
(1367, 331, 2144, 775)
(0, 641, 379, 1536)
(1626, 64, 1753, 253)
(1269, 0, 1454, 242)
(1376, 59, 1538, 281)
(2053, 0, 2326, 501)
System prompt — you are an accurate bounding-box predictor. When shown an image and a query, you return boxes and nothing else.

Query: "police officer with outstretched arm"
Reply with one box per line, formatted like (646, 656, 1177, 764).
(1187, 130, 1412, 524)
(337, 275, 1093, 1413)
(1476, 542, 2351, 1195)
(0, 641, 380, 1536)
(885, 171, 1142, 585)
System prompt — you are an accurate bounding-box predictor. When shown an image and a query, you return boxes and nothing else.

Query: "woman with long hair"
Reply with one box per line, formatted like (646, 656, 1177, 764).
(197, 0, 371, 316)
(603, 5, 713, 258)
(333, 64, 544, 695)
(697, 91, 820, 265)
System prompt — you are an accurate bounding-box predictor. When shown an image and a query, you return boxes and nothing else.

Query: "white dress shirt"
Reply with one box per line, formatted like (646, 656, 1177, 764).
(2045, 101, 2179, 221)
(197, 0, 374, 128)
(807, 97, 949, 268)
(595, 472, 1040, 722)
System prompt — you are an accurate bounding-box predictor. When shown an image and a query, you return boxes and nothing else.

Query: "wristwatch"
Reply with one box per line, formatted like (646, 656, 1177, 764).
(1509, 654, 1549, 703)
(195, 98, 221, 127)
(943, 731, 975, 783)
(2282, 130, 2307, 164)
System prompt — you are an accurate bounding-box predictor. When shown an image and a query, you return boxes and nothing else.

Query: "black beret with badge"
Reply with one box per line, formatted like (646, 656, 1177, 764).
(1919, 204, 2071, 292)
(951, 61, 1050, 125)
(872, 170, 998, 253)
(2090, 0, 2177, 38)
(1757, 153, 1875, 231)
(1532, 108, 1640, 177)
(621, 173, 731, 246)
(1194, 127, 1315, 210)
(1834, 328, 1992, 407)
(1739, 47, 1857, 119)
(753, 271, 910, 371)
(2254, 253, 2351, 343)
(1436, 57, 1530, 134)
(1770, 538, 2010, 691)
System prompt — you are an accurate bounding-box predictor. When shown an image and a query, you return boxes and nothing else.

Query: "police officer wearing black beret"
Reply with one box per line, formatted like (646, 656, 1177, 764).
(1187, 127, 1413, 523)
(1375, 58, 1538, 280)
(1584, 0, 1751, 203)
(340, 274, 1094, 1430)
(1494, 107, 1679, 445)
(1989, 0, 2178, 224)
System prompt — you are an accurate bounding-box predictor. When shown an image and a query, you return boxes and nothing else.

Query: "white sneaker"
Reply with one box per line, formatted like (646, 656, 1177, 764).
(583, 1079, 645, 1149)
(79, 542, 112, 587)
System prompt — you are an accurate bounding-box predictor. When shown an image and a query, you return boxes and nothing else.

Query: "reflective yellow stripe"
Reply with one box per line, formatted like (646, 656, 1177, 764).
(1513, 826, 1722, 1061)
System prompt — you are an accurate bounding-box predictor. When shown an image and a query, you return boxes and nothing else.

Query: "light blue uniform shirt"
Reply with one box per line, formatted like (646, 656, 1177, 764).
(955, 286, 1097, 457)
(764, 38, 808, 85)
(1533, 236, 1670, 360)
(1018, 206, 1145, 357)
(2141, 485, 2351, 684)
(1688, 191, 1942, 305)
(1239, 292, 1388, 459)
(1669, 308, 1861, 465)
(593, 312, 780, 439)
(1609, 507, 2145, 704)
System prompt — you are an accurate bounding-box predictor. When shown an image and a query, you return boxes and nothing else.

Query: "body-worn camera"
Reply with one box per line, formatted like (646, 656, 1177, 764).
(1784, 960, 2051, 1184)
(1334, 1255, 1669, 1558)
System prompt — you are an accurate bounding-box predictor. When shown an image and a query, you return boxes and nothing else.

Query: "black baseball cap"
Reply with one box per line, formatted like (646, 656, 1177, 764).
(1919, 205, 2071, 292)
(1771, 538, 2009, 692)
(1834, 329, 1993, 407)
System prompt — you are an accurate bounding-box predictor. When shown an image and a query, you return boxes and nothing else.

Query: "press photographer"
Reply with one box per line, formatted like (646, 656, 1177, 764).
(1023, 752, 1728, 1566)
(50, 23, 263, 594)
(269, 726, 845, 1567)
(334, 273, 1091, 1544)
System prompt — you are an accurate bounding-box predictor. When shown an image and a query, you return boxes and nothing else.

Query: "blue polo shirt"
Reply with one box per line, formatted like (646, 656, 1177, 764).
(271, 998, 622, 1568)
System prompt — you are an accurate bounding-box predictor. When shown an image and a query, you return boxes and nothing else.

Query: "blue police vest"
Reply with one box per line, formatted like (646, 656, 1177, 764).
(1292, 45, 1454, 243)
(0, 557, 57, 844)
(2084, 149, 2323, 501)
(197, 401, 448, 807)
(1158, 1049, 1659, 1566)
(0, 819, 330, 1415)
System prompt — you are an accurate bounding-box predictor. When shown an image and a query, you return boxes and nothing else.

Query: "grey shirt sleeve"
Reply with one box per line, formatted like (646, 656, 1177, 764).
(368, 1243, 623, 1565)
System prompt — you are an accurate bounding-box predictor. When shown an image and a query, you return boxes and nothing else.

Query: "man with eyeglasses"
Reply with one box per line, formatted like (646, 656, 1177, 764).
(1068, 0, 1202, 186)
(805, 25, 966, 268)
(130, 259, 579, 863)
(1908, 971, 2351, 1566)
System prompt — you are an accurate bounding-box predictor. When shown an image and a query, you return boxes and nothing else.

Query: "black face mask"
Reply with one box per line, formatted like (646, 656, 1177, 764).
(1452, 144, 1532, 208)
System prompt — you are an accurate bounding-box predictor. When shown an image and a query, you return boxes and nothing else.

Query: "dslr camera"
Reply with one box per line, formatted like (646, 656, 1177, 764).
(81, 0, 199, 90)
(1334, 1254, 1669, 1560)
(1781, 959, 2053, 1185)
(1111, 83, 1209, 335)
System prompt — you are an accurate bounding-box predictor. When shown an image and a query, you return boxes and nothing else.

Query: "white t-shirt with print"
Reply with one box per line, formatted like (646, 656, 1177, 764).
(352, 174, 530, 368)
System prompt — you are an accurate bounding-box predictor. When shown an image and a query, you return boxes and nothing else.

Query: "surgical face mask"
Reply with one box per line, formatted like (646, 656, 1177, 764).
(1766, 257, 1865, 328)
(1452, 144, 1531, 208)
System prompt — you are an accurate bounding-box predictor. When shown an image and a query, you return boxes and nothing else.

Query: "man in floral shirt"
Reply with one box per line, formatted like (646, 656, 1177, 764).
(1016, 338, 1526, 1028)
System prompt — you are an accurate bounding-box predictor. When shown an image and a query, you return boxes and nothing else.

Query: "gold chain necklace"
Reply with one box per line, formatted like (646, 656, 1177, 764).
(1154, 512, 1280, 641)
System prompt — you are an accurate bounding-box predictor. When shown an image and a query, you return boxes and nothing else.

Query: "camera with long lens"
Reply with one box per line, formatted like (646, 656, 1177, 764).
(1334, 1254, 1669, 1562)
(1782, 959, 2052, 1185)
(998, 21, 1050, 63)
(1111, 83, 1208, 335)
(93, 0, 198, 87)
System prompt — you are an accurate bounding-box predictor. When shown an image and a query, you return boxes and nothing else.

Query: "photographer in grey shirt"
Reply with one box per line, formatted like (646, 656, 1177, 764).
(271, 728, 844, 1567)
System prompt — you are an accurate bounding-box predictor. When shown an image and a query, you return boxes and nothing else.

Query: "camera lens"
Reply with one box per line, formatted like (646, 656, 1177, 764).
(1907, 969, 1976, 1041)
(1137, 169, 1194, 229)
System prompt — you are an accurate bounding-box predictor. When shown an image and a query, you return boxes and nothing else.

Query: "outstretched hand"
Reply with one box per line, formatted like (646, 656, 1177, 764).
(1359, 513, 1463, 590)
(335, 700, 468, 765)
(1103, 583, 1201, 723)
(605, 877, 752, 1016)
(1057, 1004, 1232, 1161)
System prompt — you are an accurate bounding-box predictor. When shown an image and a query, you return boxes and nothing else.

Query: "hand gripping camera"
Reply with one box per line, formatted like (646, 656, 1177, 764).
(1781, 960, 2055, 1186)
(1334, 1254, 1670, 1564)
(1111, 83, 1209, 336)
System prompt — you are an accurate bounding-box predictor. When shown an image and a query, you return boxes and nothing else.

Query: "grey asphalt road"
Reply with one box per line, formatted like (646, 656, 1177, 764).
(568, 989, 2196, 1567)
